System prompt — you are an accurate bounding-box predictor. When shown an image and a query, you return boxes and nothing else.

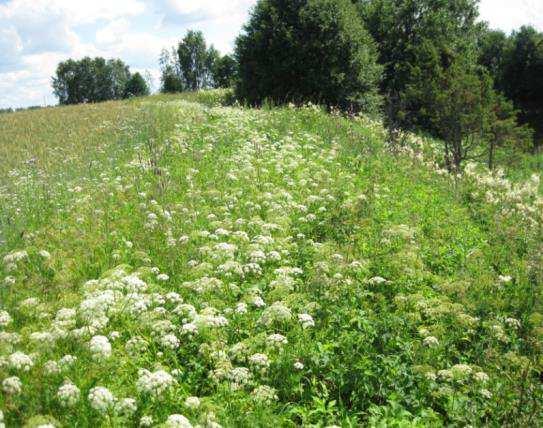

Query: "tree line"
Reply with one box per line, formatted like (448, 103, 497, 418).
(48, 0, 541, 171)
(226, 0, 541, 171)
(0, 106, 44, 115)
(52, 57, 150, 105)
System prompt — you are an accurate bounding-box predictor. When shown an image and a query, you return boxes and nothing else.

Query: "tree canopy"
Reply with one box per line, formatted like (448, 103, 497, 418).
(124, 72, 150, 98)
(159, 31, 235, 93)
(478, 25, 543, 150)
(235, 0, 382, 113)
(52, 57, 133, 105)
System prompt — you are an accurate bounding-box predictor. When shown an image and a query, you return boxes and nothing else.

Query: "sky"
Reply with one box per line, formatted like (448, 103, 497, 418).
(0, 0, 542, 109)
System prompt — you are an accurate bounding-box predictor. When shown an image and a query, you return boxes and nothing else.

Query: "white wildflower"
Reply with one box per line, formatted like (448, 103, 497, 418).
(480, 388, 492, 399)
(235, 302, 248, 314)
(126, 336, 148, 356)
(184, 396, 200, 409)
(57, 381, 81, 407)
(139, 416, 154, 427)
(267, 333, 288, 346)
(115, 397, 138, 416)
(136, 369, 176, 397)
(368, 276, 388, 285)
(0, 311, 12, 328)
(8, 351, 33, 371)
(474, 372, 490, 383)
(89, 335, 112, 360)
(251, 295, 266, 308)
(228, 367, 251, 387)
(3, 276, 16, 286)
(259, 302, 292, 326)
(505, 318, 521, 329)
(251, 385, 278, 403)
(165, 414, 193, 428)
(39, 250, 51, 259)
(298, 313, 315, 328)
(249, 353, 270, 369)
(2, 376, 22, 394)
(423, 336, 439, 347)
(3, 250, 28, 265)
(88, 386, 115, 413)
(181, 322, 198, 335)
(58, 355, 77, 369)
(160, 334, 180, 350)
(43, 360, 60, 375)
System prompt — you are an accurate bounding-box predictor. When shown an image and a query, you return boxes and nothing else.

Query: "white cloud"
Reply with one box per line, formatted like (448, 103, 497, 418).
(156, 0, 255, 25)
(96, 19, 131, 45)
(0, 27, 23, 72)
(98, 32, 178, 69)
(479, 0, 543, 33)
(0, 0, 145, 26)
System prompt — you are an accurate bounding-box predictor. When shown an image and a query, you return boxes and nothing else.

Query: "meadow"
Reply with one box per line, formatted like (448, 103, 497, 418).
(0, 91, 542, 427)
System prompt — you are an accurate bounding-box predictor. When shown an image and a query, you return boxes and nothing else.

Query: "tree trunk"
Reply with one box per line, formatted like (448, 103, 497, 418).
(452, 137, 463, 173)
(488, 140, 495, 170)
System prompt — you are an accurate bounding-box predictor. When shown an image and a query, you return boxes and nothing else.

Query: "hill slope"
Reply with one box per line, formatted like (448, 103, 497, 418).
(0, 93, 542, 427)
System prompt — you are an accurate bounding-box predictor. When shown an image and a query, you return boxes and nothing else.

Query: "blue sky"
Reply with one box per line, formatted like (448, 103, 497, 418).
(0, 0, 542, 109)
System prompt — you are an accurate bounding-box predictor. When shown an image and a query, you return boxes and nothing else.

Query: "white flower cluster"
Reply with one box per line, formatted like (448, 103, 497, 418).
(298, 313, 315, 328)
(160, 333, 180, 350)
(165, 414, 193, 428)
(115, 397, 138, 416)
(136, 369, 176, 397)
(3, 249, 28, 265)
(267, 333, 288, 346)
(251, 385, 278, 403)
(2, 376, 22, 395)
(8, 351, 33, 371)
(423, 336, 439, 347)
(88, 386, 115, 413)
(249, 353, 270, 369)
(139, 415, 154, 426)
(184, 396, 200, 409)
(89, 335, 112, 360)
(57, 381, 81, 407)
(0, 311, 12, 328)
(259, 302, 292, 326)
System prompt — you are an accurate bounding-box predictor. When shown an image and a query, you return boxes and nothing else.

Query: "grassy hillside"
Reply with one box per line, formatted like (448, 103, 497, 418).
(0, 92, 541, 427)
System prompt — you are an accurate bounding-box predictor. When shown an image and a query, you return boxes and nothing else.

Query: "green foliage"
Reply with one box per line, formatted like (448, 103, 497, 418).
(478, 25, 543, 150)
(358, 0, 481, 131)
(477, 27, 509, 81)
(177, 30, 214, 91)
(235, 0, 382, 113)
(159, 48, 185, 93)
(358, 0, 530, 170)
(501, 27, 543, 150)
(212, 55, 237, 88)
(52, 57, 132, 105)
(159, 31, 232, 93)
(124, 72, 150, 98)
